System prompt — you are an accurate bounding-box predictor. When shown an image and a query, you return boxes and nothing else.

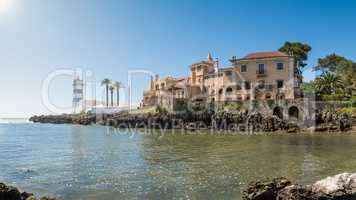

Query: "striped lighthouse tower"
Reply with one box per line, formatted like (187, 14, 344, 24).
(73, 77, 84, 114)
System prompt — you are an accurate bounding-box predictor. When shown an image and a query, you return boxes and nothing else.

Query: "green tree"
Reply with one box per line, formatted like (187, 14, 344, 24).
(101, 78, 111, 107)
(337, 60, 356, 96)
(313, 53, 346, 73)
(313, 54, 356, 97)
(300, 82, 315, 92)
(300, 82, 318, 94)
(315, 72, 344, 95)
(279, 41, 312, 73)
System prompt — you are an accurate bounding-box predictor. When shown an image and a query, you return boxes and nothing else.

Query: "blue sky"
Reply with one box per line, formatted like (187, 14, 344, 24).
(0, 0, 356, 117)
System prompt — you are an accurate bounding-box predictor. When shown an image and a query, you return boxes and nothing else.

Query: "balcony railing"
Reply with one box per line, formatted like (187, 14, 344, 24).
(256, 70, 267, 77)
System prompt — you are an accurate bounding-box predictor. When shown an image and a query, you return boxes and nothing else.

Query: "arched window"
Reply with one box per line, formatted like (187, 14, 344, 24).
(226, 87, 233, 93)
(265, 93, 272, 99)
(289, 106, 299, 119)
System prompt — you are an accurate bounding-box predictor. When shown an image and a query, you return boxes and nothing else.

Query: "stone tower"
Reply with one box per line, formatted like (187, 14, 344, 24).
(72, 77, 84, 114)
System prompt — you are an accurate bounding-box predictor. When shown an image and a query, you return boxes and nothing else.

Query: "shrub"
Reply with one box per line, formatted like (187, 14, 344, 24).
(174, 100, 187, 111)
(156, 106, 168, 114)
(223, 102, 241, 111)
(340, 96, 356, 108)
(191, 101, 206, 111)
(267, 99, 275, 108)
(351, 96, 356, 107)
(321, 94, 346, 101)
(337, 107, 356, 117)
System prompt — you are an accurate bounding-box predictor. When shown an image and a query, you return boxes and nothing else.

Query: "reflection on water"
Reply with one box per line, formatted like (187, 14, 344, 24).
(1, 124, 356, 199)
(0, 118, 29, 124)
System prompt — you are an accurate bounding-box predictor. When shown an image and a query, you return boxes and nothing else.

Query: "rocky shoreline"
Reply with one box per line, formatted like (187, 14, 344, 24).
(29, 110, 355, 133)
(0, 182, 56, 200)
(242, 173, 356, 200)
(2, 173, 356, 200)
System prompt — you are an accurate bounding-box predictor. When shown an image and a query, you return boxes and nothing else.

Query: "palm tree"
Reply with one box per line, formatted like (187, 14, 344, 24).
(113, 81, 123, 107)
(315, 72, 344, 95)
(101, 78, 111, 107)
(109, 85, 115, 107)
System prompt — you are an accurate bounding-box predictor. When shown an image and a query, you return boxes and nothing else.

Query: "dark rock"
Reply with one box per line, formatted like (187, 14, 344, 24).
(39, 197, 56, 200)
(0, 183, 21, 200)
(277, 185, 314, 200)
(242, 177, 292, 200)
(340, 113, 352, 131)
(0, 183, 56, 200)
(21, 191, 34, 200)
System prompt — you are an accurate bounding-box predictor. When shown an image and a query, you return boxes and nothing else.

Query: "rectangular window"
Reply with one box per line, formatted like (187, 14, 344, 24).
(73, 89, 83, 93)
(244, 81, 251, 90)
(241, 65, 247, 72)
(277, 80, 284, 88)
(225, 71, 232, 76)
(258, 64, 265, 74)
(258, 80, 265, 89)
(277, 62, 284, 70)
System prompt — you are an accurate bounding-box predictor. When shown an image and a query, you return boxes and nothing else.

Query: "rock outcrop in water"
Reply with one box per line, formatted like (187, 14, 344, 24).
(0, 182, 56, 200)
(243, 173, 356, 200)
(29, 110, 354, 133)
(29, 114, 73, 124)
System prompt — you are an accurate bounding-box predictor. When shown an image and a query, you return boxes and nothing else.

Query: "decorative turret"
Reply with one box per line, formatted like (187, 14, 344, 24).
(207, 52, 213, 61)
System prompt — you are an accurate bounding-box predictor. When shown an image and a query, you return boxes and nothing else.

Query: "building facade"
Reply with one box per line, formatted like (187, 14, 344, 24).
(142, 51, 302, 111)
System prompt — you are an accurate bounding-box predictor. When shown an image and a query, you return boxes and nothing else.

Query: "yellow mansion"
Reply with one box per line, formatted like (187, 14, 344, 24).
(143, 51, 302, 111)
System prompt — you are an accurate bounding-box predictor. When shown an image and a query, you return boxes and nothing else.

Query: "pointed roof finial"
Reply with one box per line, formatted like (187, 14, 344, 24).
(207, 52, 213, 61)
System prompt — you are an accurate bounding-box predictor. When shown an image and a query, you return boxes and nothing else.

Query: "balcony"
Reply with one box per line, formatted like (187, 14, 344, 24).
(256, 70, 267, 77)
(256, 84, 274, 91)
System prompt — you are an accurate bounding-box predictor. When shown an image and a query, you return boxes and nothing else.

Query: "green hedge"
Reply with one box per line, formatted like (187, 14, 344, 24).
(223, 102, 241, 111)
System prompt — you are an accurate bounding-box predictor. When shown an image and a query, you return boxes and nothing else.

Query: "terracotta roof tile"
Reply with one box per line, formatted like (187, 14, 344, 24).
(243, 51, 289, 59)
